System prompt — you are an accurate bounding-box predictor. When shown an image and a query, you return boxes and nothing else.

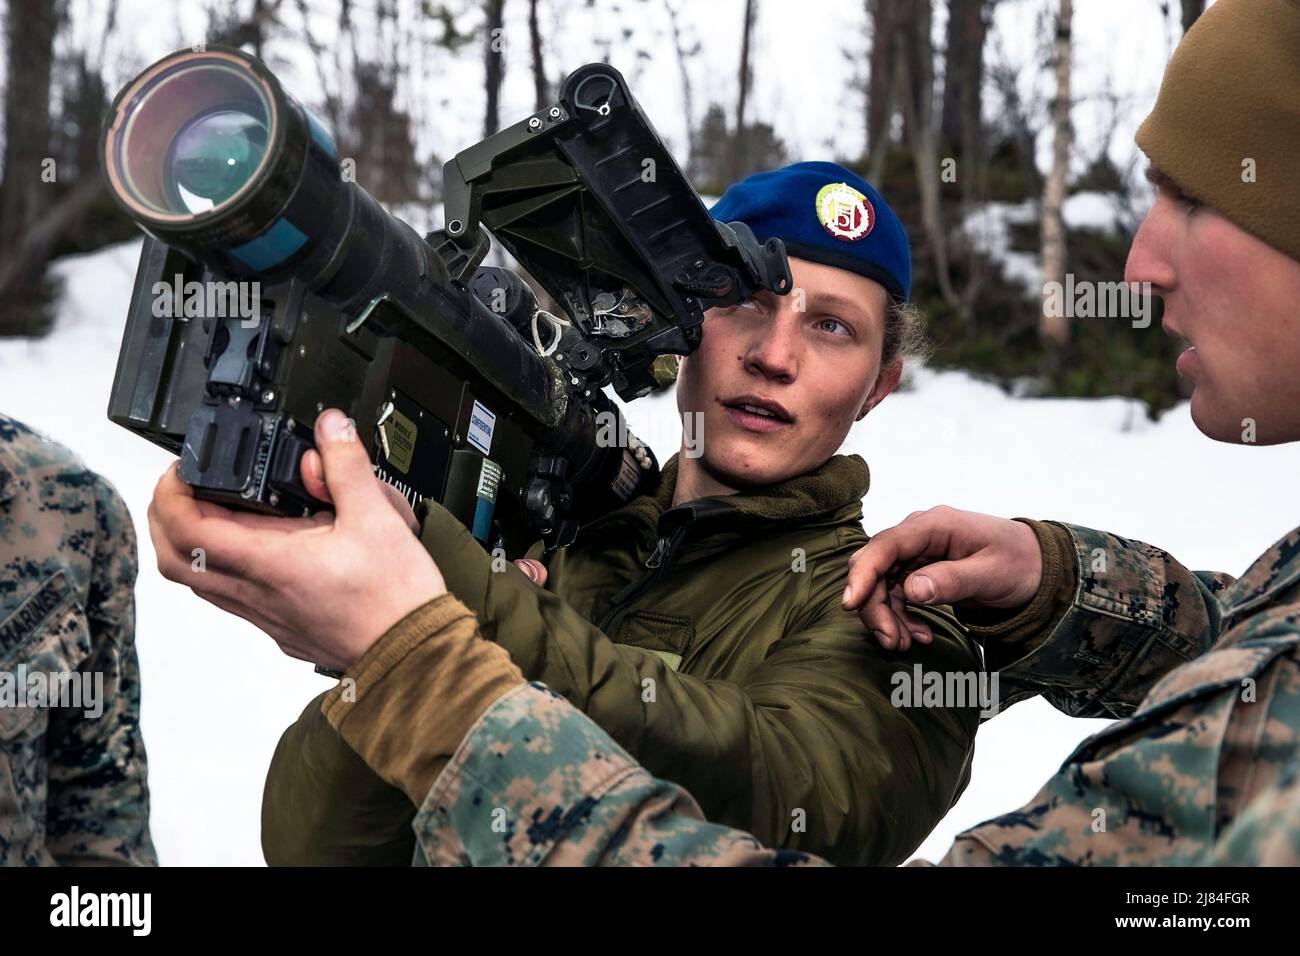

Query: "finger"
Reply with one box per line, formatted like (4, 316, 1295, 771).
(301, 449, 333, 505)
(148, 477, 264, 575)
(155, 462, 301, 534)
(313, 409, 392, 524)
(376, 480, 419, 534)
(886, 583, 915, 653)
(856, 575, 889, 646)
(193, 584, 276, 633)
(864, 576, 900, 650)
(843, 519, 951, 608)
(196, 589, 314, 662)
(147, 515, 266, 608)
(513, 558, 548, 586)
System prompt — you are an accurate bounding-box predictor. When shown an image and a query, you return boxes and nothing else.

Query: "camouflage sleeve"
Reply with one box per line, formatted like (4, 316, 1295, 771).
(991, 521, 1235, 719)
(412, 682, 828, 867)
(1207, 765, 1300, 865)
(44, 475, 156, 865)
(939, 618, 1300, 866)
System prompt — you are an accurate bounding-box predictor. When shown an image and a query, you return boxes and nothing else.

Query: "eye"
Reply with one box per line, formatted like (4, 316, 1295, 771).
(1161, 183, 1202, 214)
(734, 298, 762, 313)
(815, 316, 852, 337)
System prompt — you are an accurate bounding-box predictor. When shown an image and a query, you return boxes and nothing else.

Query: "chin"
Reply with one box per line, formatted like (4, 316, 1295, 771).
(1189, 395, 1254, 445)
(700, 439, 793, 489)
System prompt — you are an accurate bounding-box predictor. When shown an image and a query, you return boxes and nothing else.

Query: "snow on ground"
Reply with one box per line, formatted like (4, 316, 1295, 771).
(962, 200, 1041, 292)
(4, 238, 1298, 865)
(962, 191, 1133, 296)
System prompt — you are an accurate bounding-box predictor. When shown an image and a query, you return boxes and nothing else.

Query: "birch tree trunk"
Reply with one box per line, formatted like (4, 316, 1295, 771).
(1039, 0, 1073, 349)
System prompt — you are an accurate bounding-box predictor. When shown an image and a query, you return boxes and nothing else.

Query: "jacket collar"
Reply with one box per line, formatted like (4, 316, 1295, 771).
(581, 451, 871, 540)
(1221, 523, 1300, 623)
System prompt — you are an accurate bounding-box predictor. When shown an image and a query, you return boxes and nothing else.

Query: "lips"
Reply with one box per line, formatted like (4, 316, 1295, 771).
(720, 394, 795, 434)
(1161, 321, 1197, 378)
(721, 395, 794, 422)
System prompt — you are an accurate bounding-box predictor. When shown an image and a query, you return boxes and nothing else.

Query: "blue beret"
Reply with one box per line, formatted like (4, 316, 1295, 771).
(710, 161, 911, 302)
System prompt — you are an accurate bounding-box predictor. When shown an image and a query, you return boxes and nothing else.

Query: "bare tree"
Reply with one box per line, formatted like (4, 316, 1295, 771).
(528, 0, 549, 110)
(483, 0, 506, 136)
(733, 0, 758, 181)
(206, 0, 285, 52)
(865, 0, 904, 182)
(1039, 0, 1073, 349)
(941, 0, 991, 161)
(897, 0, 959, 308)
(0, 0, 62, 333)
(663, 0, 698, 162)
(1, 0, 60, 250)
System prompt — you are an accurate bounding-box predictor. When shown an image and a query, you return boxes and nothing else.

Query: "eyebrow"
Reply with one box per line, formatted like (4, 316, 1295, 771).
(754, 287, 876, 326)
(803, 291, 870, 318)
(800, 290, 873, 327)
(1145, 164, 1196, 201)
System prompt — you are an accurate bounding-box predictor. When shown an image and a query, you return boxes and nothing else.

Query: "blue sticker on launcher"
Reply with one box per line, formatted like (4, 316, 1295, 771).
(229, 218, 308, 271)
(306, 111, 337, 159)
(471, 495, 495, 542)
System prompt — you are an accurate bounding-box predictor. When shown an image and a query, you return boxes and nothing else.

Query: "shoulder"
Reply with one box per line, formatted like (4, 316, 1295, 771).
(0, 414, 136, 606)
(1219, 524, 1300, 631)
(0, 414, 88, 486)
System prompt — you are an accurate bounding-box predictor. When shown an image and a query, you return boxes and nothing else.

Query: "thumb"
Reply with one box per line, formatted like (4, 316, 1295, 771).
(313, 409, 387, 521)
(903, 558, 983, 607)
(513, 558, 548, 587)
(909, 554, 1008, 606)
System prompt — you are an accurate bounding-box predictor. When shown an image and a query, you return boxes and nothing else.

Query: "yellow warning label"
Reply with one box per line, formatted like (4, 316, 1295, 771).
(380, 408, 417, 474)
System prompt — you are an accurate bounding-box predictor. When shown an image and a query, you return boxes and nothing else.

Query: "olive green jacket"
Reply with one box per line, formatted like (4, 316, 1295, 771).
(262, 453, 980, 866)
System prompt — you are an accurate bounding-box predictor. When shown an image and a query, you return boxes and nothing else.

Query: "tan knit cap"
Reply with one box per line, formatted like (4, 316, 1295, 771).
(1135, 0, 1300, 262)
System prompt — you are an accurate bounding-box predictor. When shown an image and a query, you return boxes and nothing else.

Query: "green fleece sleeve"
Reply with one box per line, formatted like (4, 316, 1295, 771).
(416, 500, 980, 865)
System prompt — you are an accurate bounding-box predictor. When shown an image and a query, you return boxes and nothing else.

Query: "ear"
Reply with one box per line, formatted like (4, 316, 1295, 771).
(856, 361, 903, 421)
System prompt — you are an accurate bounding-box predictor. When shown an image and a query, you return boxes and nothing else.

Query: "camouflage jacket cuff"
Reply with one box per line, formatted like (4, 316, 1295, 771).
(412, 682, 647, 866)
(957, 518, 1076, 670)
(994, 523, 1204, 717)
(322, 594, 525, 805)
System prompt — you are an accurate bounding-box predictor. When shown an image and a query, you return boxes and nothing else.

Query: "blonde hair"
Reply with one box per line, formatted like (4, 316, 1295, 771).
(881, 301, 932, 367)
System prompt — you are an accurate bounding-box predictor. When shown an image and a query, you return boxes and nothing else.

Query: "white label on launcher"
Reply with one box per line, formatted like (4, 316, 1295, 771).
(467, 400, 496, 455)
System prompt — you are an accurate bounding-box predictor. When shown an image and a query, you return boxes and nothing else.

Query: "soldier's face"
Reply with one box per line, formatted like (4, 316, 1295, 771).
(675, 256, 900, 488)
(1126, 185, 1300, 444)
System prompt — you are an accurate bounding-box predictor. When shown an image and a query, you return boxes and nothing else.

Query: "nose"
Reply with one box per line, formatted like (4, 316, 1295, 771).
(1125, 199, 1178, 293)
(743, 310, 799, 383)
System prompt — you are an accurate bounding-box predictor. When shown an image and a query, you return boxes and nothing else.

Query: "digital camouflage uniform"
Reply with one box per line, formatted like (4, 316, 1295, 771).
(0, 414, 155, 865)
(400, 519, 1300, 866)
(263, 453, 982, 866)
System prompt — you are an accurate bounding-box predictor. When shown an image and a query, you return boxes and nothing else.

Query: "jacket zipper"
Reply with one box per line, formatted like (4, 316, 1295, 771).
(596, 522, 692, 633)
